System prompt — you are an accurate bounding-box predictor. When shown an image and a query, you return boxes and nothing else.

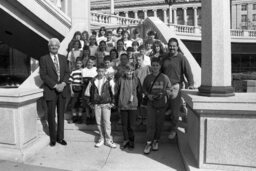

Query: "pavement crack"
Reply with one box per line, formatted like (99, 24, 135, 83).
(102, 148, 112, 168)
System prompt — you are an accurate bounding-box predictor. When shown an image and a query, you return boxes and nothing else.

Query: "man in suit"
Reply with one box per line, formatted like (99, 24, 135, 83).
(39, 38, 70, 146)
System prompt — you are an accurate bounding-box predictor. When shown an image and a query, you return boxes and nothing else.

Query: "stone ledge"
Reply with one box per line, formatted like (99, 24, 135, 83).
(0, 135, 49, 163)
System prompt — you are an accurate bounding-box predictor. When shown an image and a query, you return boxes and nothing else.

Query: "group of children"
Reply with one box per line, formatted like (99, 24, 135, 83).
(67, 27, 175, 154)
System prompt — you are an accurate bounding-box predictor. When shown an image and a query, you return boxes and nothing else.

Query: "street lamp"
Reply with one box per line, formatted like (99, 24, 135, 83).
(165, 0, 176, 25)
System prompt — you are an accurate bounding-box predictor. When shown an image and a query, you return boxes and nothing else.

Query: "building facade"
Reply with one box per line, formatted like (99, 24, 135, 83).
(91, 0, 256, 30)
(231, 0, 256, 30)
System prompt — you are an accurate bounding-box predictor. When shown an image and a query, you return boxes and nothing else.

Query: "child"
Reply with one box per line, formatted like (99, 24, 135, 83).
(104, 55, 116, 80)
(115, 65, 142, 149)
(132, 29, 143, 46)
(69, 57, 84, 124)
(84, 63, 117, 148)
(81, 45, 90, 67)
(115, 53, 130, 81)
(127, 47, 135, 65)
(82, 57, 98, 122)
(142, 57, 172, 154)
(106, 31, 115, 52)
(95, 40, 109, 66)
(89, 35, 98, 56)
(134, 54, 151, 125)
(138, 45, 151, 66)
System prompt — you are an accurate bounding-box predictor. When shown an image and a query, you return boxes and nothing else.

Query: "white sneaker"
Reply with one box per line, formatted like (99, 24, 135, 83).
(95, 139, 104, 148)
(152, 140, 159, 151)
(105, 140, 117, 148)
(144, 141, 152, 154)
(168, 131, 176, 140)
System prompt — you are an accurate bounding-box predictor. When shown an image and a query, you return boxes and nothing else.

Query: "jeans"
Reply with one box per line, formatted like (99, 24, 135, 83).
(146, 105, 166, 141)
(94, 104, 112, 141)
(120, 110, 137, 142)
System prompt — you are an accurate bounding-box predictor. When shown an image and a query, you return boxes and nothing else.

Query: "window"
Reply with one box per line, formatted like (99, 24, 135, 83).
(241, 15, 247, 22)
(241, 4, 247, 11)
(253, 4, 256, 10)
(253, 14, 256, 21)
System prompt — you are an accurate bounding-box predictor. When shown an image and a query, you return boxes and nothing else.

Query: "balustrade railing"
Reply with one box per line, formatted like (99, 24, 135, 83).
(90, 12, 141, 26)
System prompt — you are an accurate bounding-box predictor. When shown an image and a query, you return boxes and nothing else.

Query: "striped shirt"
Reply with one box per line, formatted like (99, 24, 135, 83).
(69, 69, 83, 86)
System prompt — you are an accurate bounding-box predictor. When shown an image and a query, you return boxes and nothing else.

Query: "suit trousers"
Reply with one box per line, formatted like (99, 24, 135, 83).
(46, 93, 66, 143)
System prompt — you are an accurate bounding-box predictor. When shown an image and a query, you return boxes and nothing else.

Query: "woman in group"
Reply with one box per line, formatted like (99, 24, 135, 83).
(96, 27, 107, 45)
(67, 31, 84, 53)
(67, 39, 83, 71)
(150, 40, 165, 59)
(122, 30, 132, 50)
(81, 30, 90, 47)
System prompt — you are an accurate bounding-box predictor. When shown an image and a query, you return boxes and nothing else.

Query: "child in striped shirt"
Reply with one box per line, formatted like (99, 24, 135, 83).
(69, 57, 84, 124)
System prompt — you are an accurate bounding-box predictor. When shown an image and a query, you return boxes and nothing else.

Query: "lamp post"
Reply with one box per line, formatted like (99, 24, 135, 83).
(165, 0, 176, 25)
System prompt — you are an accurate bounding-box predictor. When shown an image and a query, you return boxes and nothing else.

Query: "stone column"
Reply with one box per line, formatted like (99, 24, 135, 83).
(173, 8, 177, 24)
(163, 8, 167, 23)
(193, 6, 198, 27)
(143, 10, 147, 19)
(134, 10, 138, 19)
(183, 7, 187, 25)
(199, 0, 234, 96)
(169, 5, 172, 24)
(153, 9, 157, 17)
(70, 0, 90, 31)
(110, 0, 114, 14)
(124, 11, 128, 18)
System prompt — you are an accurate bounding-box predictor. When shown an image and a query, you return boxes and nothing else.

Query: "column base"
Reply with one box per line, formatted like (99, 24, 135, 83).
(198, 85, 234, 97)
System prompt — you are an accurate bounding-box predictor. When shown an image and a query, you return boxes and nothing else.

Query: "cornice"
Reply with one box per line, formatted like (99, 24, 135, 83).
(35, 0, 71, 28)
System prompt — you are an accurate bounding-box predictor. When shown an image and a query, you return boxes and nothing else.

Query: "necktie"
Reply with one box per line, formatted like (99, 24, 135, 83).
(54, 55, 60, 81)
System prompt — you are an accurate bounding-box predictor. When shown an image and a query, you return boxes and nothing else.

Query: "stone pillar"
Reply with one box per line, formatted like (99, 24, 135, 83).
(70, 0, 90, 31)
(198, 0, 234, 96)
(143, 9, 147, 19)
(64, 0, 68, 15)
(163, 9, 167, 23)
(173, 8, 177, 24)
(153, 9, 157, 17)
(169, 5, 172, 24)
(193, 6, 198, 27)
(134, 10, 138, 19)
(183, 7, 187, 25)
(124, 11, 128, 18)
(110, 0, 114, 14)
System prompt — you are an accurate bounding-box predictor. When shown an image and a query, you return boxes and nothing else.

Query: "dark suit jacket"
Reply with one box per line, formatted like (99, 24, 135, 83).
(39, 54, 70, 101)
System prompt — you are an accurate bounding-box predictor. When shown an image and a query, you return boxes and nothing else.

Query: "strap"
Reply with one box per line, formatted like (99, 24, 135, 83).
(149, 73, 161, 93)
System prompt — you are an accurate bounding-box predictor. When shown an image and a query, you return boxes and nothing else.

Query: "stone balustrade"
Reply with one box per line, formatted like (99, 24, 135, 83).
(91, 11, 141, 26)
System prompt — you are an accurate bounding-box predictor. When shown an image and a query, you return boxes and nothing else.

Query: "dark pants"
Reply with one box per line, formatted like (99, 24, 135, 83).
(146, 106, 166, 142)
(46, 94, 66, 143)
(120, 110, 137, 142)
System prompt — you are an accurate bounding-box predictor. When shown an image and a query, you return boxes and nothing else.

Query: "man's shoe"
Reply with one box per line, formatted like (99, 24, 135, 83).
(152, 140, 159, 151)
(144, 141, 152, 154)
(49, 141, 56, 147)
(95, 139, 104, 148)
(57, 139, 67, 145)
(105, 140, 117, 148)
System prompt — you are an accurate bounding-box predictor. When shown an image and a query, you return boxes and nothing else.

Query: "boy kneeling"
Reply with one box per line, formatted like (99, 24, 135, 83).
(84, 63, 116, 148)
